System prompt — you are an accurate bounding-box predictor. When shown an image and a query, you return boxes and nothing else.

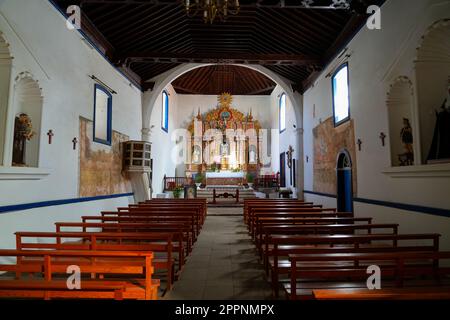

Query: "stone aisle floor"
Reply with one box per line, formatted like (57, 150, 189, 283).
(163, 208, 272, 300)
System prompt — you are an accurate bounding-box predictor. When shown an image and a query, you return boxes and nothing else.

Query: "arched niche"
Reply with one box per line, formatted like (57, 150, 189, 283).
(11, 73, 43, 168)
(386, 76, 415, 167)
(415, 19, 450, 163)
(0, 31, 13, 166)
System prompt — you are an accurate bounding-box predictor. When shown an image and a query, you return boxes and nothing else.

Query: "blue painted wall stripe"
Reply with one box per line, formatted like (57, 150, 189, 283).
(0, 193, 134, 214)
(303, 190, 450, 218)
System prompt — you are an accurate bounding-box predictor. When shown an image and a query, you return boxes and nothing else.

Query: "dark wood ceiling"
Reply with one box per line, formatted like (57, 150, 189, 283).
(171, 65, 276, 95)
(52, 0, 385, 94)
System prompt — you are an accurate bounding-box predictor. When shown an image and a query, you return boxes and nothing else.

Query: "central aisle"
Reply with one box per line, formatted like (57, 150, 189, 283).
(164, 208, 272, 300)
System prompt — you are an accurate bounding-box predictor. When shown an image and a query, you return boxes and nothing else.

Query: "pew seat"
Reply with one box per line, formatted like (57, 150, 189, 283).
(312, 287, 450, 300)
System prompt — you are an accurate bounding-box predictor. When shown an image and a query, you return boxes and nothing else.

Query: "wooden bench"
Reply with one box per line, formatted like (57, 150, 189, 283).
(312, 287, 450, 300)
(256, 223, 399, 257)
(249, 210, 350, 239)
(0, 249, 159, 300)
(287, 251, 450, 300)
(264, 233, 441, 297)
(55, 221, 193, 256)
(254, 217, 373, 243)
(145, 199, 207, 223)
(247, 204, 325, 228)
(134, 202, 206, 225)
(15, 231, 176, 293)
(244, 200, 313, 222)
(82, 216, 197, 242)
(108, 209, 201, 236)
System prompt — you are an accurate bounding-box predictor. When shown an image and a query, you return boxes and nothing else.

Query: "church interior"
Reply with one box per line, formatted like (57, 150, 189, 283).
(0, 0, 450, 303)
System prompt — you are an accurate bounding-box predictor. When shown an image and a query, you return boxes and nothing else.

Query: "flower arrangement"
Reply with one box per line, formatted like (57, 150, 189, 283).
(194, 173, 204, 184)
(17, 113, 35, 140)
(246, 172, 255, 183)
(172, 186, 184, 199)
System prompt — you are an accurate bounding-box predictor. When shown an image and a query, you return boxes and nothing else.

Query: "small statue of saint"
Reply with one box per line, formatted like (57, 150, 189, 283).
(399, 118, 414, 166)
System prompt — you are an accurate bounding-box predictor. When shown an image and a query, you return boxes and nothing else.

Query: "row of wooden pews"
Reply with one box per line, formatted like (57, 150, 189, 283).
(244, 199, 450, 300)
(0, 198, 206, 300)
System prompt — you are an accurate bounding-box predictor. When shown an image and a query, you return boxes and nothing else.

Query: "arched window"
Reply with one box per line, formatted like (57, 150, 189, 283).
(161, 90, 169, 132)
(332, 63, 350, 126)
(279, 93, 286, 133)
(93, 84, 113, 145)
(0, 32, 12, 166)
(11, 74, 43, 168)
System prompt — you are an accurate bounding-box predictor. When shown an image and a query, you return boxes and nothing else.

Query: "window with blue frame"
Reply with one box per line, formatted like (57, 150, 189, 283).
(161, 91, 169, 132)
(93, 84, 113, 145)
(279, 93, 286, 133)
(332, 63, 350, 126)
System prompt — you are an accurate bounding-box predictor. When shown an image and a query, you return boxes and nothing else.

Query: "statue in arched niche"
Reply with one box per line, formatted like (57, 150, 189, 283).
(398, 118, 414, 166)
(12, 113, 35, 166)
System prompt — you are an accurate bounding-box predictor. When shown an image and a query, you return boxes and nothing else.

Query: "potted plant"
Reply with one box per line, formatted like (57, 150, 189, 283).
(246, 172, 255, 189)
(172, 186, 183, 199)
(194, 173, 203, 189)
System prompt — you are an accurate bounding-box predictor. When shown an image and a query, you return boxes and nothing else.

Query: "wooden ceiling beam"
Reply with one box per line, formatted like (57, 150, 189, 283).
(116, 52, 322, 67)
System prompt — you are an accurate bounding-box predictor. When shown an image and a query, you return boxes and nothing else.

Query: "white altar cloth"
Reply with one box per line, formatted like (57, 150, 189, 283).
(206, 171, 244, 179)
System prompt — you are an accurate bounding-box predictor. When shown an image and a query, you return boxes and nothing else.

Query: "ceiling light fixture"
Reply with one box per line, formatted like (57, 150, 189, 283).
(185, 0, 240, 24)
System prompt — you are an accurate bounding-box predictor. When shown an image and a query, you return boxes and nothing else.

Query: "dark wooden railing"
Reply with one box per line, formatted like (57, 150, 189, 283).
(163, 176, 194, 191)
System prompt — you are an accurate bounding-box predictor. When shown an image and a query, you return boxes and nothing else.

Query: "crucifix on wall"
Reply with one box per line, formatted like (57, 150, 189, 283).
(47, 130, 54, 144)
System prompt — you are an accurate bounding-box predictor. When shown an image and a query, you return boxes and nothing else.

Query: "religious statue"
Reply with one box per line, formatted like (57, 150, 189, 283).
(427, 99, 450, 162)
(220, 138, 229, 156)
(399, 118, 414, 166)
(12, 113, 35, 167)
(249, 147, 256, 164)
(193, 146, 201, 164)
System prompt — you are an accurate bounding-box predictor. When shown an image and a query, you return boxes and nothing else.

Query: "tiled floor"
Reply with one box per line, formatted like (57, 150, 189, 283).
(163, 208, 272, 300)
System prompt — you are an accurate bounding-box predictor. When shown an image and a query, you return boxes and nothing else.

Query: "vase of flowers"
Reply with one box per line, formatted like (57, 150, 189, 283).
(195, 173, 204, 189)
(172, 186, 184, 199)
(246, 172, 255, 189)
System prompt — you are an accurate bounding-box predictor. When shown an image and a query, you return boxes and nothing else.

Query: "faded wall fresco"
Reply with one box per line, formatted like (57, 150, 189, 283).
(79, 117, 132, 197)
(313, 118, 357, 195)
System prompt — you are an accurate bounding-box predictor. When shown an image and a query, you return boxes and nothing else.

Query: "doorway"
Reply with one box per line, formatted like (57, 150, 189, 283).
(336, 149, 353, 213)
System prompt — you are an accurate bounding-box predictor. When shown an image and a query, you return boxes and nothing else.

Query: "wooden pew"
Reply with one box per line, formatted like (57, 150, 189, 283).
(249, 210, 350, 239)
(82, 216, 197, 242)
(254, 217, 373, 243)
(55, 221, 193, 256)
(15, 231, 176, 292)
(0, 249, 159, 300)
(142, 199, 207, 225)
(107, 208, 201, 236)
(247, 204, 325, 228)
(287, 251, 450, 300)
(135, 202, 205, 224)
(313, 287, 450, 300)
(256, 223, 399, 257)
(243, 200, 314, 223)
(145, 199, 207, 223)
(55, 221, 191, 264)
(264, 233, 441, 297)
